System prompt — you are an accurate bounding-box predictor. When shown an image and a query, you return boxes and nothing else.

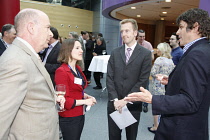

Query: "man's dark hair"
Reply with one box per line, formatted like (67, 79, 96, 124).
(81, 31, 87, 35)
(97, 37, 104, 42)
(172, 32, 179, 40)
(138, 29, 145, 33)
(1, 24, 14, 37)
(98, 33, 103, 37)
(176, 8, 210, 38)
(50, 26, 59, 39)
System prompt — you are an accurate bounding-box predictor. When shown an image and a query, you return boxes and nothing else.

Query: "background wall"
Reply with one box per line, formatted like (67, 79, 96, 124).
(91, 0, 120, 54)
(20, 0, 93, 38)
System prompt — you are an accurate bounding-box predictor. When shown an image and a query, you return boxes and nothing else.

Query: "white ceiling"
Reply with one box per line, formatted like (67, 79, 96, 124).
(110, 0, 199, 25)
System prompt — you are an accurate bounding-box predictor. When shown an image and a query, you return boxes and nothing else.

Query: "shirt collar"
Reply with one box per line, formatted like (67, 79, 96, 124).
(1, 39, 8, 48)
(125, 41, 137, 51)
(50, 40, 59, 48)
(183, 37, 206, 54)
(16, 37, 40, 59)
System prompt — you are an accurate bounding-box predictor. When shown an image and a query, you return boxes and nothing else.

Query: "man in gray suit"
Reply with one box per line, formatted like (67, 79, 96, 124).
(107, 19, 152, 140)
(0, 8, 65, 140)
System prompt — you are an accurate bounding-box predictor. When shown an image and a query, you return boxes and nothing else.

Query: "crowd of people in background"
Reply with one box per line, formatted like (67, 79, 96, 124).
(0, 7, 210, 140)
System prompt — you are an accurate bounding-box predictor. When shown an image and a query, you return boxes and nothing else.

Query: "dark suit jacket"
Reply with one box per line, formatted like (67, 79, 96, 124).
(152, 39, 210, 140)
(0, 39, 7, 56)
(42, 42, 61, 86)
(85, 39, 94, 60)
(94, 43, 106, 56)
(107, 43, 152, 112)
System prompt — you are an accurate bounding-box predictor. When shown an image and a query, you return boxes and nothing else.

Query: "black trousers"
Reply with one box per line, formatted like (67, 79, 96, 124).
(84, 60, 92, 80)
(59, 115, 85, 140)
(107, 101, 141, 140)
(93, 72, 102, 87)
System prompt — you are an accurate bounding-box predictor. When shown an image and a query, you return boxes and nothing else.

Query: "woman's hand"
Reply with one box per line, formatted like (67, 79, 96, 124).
(85, 97, 97, 106)
(93, 52, 97, 56)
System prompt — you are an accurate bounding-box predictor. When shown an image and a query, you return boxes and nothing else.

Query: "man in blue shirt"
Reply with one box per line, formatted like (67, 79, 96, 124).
(169, 32, 183, 65)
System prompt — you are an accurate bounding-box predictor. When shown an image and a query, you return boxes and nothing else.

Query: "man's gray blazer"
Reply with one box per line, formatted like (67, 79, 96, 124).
(0, 38, 59, 140)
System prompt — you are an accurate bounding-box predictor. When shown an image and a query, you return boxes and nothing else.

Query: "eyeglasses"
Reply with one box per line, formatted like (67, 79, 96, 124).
(169, 38, 176, 41)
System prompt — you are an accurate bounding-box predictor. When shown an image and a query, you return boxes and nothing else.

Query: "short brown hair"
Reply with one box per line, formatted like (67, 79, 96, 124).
(57, 39, 83, 67)
(120, 19, 138, 31)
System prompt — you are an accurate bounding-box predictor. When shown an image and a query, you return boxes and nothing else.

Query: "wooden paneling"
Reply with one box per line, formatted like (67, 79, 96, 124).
(137, 23, 156, 47)
(165, 25, 179, 43)
(20, 1, 93, 38)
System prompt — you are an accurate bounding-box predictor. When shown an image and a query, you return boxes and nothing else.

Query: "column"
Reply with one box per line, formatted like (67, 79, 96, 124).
(154, 20, 165, 47)
(0, 0, 20, 29)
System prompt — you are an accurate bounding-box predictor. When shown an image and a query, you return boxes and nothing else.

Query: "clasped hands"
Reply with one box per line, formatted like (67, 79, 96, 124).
(124, 74, 168, 104)
(84, 94, 97, 106)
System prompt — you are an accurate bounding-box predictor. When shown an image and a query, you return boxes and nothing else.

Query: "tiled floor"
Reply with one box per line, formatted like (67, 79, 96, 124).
(81, 75, 155, 140)
(62, 74, 210, 140)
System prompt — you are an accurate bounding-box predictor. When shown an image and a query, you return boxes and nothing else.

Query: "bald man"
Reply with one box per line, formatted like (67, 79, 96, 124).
(0, 8, 64, 140)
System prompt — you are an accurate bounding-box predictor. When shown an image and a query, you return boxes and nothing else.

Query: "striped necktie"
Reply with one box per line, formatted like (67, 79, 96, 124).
(126, 48, 132, 64)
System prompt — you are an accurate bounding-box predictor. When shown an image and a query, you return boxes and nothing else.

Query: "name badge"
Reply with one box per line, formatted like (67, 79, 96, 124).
(74, 77, 82, 85)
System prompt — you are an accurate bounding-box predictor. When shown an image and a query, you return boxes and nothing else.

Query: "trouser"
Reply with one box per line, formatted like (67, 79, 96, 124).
(143, 79, 150, 107)
(84, 60, 92, 80)
(107, 101, 141, 140)
(93, 72, 102, 87)
(59, 115, 85, 140)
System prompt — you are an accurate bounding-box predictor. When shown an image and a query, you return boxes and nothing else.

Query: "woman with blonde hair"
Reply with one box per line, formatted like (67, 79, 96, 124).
(148, 42, 175, 133)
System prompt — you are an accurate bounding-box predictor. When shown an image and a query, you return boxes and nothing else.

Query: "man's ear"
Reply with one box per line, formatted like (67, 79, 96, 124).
(134, 30, 138, 37)
(193, 22, 199, 34)
(27, 22, 35, 35)
(4, 31, 8, 37)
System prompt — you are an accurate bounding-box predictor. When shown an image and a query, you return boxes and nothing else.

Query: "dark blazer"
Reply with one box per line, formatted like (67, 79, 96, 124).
(107, 43, 152, 112)
(85, 39, 94, 60)
(42, 42, 61, 86)
(93, 43, 106, 56)
(55, 63, 87, 117)
(152, 39, 210, 140)
(0, 39, 7, 56)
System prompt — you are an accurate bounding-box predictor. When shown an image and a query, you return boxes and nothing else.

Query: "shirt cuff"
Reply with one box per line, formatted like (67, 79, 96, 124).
(110, 98, 118, 102)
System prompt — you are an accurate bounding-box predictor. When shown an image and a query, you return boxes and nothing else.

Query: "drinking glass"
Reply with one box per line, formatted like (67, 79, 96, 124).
(102, 50, 106, 55)
(55, 84, 66, 112)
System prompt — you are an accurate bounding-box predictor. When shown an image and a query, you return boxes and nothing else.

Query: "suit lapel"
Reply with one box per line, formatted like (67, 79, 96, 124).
(13, 39, 55, 96)
(47, 44, 57, 61)
(120, 45, 126, 64)
(127, 44, 141, 65)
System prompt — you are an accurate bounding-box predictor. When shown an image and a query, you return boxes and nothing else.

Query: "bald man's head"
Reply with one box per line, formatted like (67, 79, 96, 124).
(14, 8, 53, 52)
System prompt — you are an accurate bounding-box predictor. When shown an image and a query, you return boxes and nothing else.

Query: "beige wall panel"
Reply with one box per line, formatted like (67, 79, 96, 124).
(20, 1, 93, 38)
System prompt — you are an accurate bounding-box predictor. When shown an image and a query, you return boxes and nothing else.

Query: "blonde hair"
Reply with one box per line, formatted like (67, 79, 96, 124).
(157, 42, 172, 59)
(120, 19, 138, 31)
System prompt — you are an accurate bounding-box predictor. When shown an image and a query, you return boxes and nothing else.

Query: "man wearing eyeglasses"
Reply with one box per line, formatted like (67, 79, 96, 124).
(169, 32, 183, 65)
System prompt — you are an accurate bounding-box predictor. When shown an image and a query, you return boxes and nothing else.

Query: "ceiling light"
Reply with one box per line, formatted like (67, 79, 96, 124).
(137, 15, 141, 17)
(165, 0, 171, 2)
(161, 18, 164, 20)
(131, 7, 136, 9)
(162, 12, 167, 14)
